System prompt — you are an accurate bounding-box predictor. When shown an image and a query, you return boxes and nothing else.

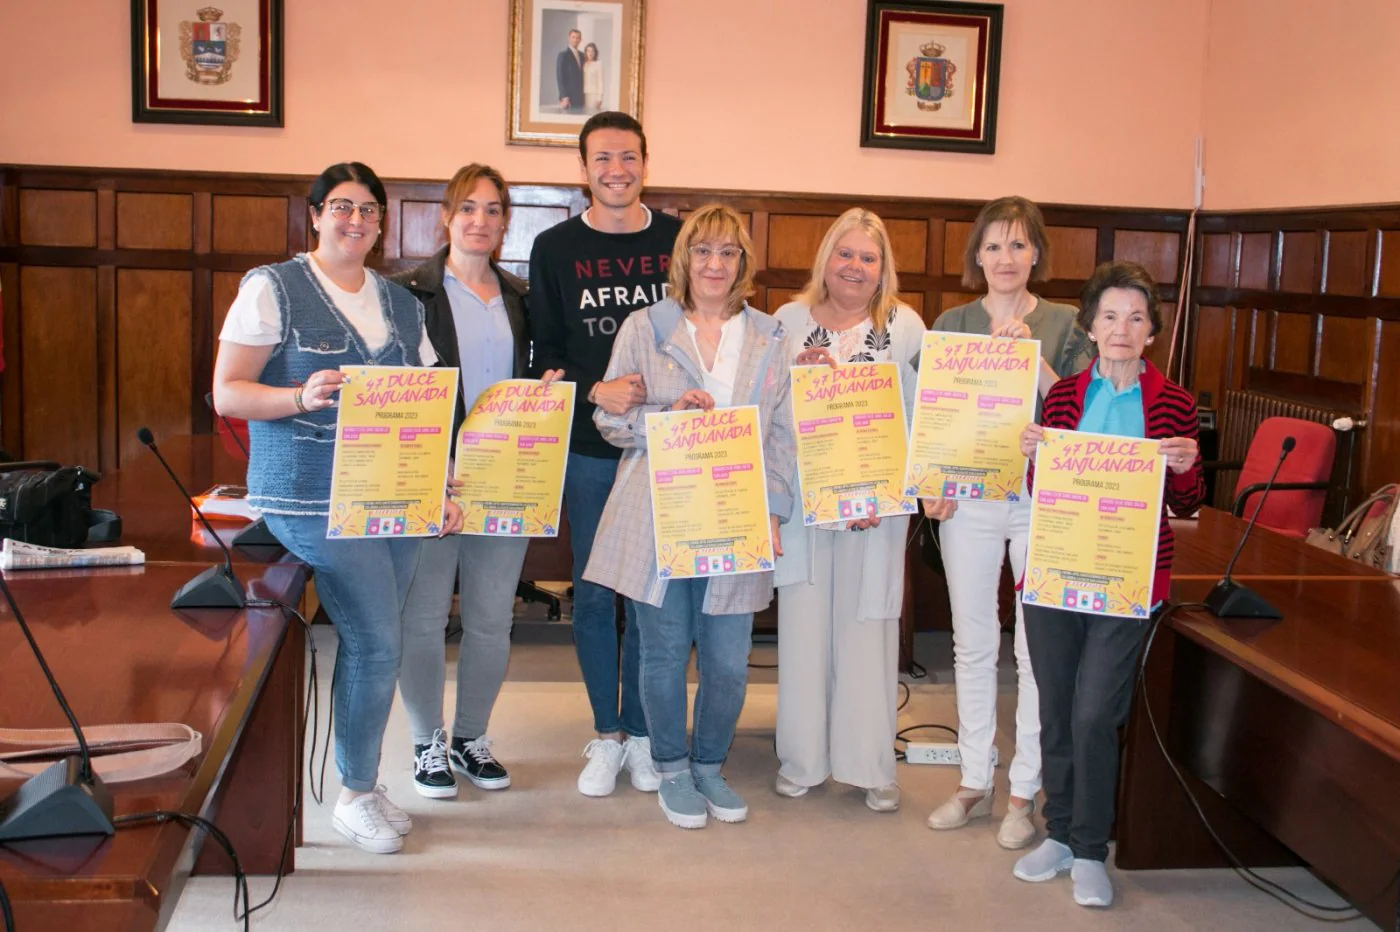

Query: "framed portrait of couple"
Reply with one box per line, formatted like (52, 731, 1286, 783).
(507, 0, 646, 147)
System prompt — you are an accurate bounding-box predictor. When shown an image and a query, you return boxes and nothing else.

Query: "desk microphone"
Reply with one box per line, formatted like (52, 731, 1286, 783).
(1203, 435, 1295, 619)
(202, 392, 282, 553)
(0, 574, 115, 841)
(137, 427, 245, 610)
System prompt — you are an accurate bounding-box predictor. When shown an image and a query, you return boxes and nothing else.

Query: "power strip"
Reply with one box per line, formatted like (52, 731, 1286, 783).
(903, 743, 999, 767)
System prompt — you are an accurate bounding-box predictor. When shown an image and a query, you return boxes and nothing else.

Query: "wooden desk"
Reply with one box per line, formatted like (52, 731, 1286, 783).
(1170, 507, 1390, 581)
(2, 435, 308, 931)
(92, 434, 281, 565)
(1118, 577, 1400, 928)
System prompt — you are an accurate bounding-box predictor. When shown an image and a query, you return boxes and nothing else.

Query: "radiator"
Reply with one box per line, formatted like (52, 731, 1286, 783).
(1213, 390, 1360, 523)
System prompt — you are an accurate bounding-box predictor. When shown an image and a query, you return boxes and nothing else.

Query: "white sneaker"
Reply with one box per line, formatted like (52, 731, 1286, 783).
(332, 794, 403, 854)
(577, 738, 627, 797)
(373, 785, 412, 835)
(622, 735, 661, 792)
(774, 773, 809, 798)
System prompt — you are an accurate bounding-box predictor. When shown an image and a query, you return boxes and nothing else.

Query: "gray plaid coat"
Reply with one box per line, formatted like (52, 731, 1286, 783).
(582, 298, 796, 612)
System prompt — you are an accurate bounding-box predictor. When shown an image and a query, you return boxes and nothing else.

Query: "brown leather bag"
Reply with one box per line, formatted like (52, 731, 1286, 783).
(1305, 484, 1398, 571)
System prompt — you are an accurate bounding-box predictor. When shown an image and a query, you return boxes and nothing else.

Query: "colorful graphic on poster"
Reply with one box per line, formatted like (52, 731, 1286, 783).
(453, 380, 575, 537)
(790, 362, 915, 526)
(327, 366, 458, 538)
(646, 405, 773, 580)
(905, 331, 1040, 502)
(1021, 428, 1165, 619)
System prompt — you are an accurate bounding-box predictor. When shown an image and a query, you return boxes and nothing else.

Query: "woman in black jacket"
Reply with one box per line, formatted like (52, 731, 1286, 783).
(392, 163, 561, 801)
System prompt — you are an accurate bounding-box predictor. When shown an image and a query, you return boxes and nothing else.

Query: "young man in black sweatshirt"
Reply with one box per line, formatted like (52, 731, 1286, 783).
(528, 111, 682, 797)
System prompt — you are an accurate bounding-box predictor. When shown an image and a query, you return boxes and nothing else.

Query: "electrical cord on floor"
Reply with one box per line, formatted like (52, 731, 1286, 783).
(893, 723, 959, 763)
(0, 876, 13, 932)
(1138, 601, 1400, 923)
(115, 810, 250, 932)
(897, 681, 910, 712)
(240, 598, 328, 921)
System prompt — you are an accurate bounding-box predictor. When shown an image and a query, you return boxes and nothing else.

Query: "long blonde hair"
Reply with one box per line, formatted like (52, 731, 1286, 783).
(794, 208, 901, 332)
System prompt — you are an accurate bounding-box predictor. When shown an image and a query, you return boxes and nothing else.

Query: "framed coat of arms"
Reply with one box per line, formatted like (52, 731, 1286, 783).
(860, 0, 1002, 154)
(130, 0, 284, 126)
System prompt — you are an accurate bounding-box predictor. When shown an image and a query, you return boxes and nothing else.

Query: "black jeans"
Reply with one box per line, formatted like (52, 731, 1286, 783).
(1022, 603, 1151, 862)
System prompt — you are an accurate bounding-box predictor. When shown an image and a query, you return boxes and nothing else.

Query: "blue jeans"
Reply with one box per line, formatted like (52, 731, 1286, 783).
(565, 452, 645, 737)
(633, 577, 753, 776)
(263, 513, 421, 792)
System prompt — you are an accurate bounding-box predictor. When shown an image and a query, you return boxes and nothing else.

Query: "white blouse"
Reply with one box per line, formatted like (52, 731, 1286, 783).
(683, 312, 746, 408)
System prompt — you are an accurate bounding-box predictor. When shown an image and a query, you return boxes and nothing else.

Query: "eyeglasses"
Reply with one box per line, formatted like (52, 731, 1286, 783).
(323, 199, 383, 222)
(688, 244, 743, 263)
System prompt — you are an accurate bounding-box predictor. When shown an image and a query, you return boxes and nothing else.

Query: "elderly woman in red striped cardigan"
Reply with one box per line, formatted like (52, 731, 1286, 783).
(1011, 260, 1206, 909)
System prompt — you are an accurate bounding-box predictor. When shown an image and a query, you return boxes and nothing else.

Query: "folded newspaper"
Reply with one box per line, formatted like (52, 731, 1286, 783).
(1, 538, 146, 570)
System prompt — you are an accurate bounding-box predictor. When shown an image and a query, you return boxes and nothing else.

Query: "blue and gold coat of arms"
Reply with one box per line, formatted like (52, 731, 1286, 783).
(179, 6, 242, 86)
(905, 41, 957, 112)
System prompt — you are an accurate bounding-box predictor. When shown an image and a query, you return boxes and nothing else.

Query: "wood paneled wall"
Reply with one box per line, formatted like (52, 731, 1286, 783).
(0, 164, 1190, 470)
(1189, 206, 1400, 496)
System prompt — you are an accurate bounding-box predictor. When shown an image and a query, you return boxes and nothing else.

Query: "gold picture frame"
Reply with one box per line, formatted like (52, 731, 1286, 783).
(507, 0, 645, 147)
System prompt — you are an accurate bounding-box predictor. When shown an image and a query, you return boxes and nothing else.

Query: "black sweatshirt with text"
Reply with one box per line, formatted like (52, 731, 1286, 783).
(527, 211, 684, 458)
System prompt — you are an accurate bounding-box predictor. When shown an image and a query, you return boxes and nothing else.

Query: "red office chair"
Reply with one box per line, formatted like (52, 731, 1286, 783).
(1232, 416, 1336, 538)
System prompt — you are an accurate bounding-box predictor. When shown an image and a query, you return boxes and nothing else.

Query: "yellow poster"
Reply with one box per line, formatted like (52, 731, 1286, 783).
(905, 332, 1040, 502)
(1022, 428, 1165, 619)
(453, 379, 575, 537)
(326, 365, 458, 539)
(645, 405, 773, 580)
(790, 362, 916, 526)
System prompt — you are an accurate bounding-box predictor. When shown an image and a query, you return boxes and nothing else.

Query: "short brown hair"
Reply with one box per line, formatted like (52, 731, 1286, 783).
(667, 205, 756, 317)
(1078, 260, 1163, 335)
(961, 196, 1050, 290)
(440, 163, 511, 226)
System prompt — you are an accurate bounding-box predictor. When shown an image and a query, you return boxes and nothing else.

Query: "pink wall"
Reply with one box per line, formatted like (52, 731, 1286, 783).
(1203, 0, 1400, 209)
(0, 0, 1207, 208)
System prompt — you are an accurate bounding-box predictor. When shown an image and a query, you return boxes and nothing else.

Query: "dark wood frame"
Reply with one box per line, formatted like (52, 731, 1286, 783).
(130, 0, 284, 127)
(860, 0, 1003, 154)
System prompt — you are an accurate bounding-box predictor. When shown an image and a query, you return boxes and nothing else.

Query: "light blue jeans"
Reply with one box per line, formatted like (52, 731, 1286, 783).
(633, 577, 753, 776)
(399, 533, 529, 745)
(263, 513, 421, 792)
(564, 452, 645, 737)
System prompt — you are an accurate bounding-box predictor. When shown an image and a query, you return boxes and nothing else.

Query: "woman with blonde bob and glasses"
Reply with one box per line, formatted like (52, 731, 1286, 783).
(585, 204, 796, 830)
(923, 195, 1092, 850)
(771, 208, 924, 812)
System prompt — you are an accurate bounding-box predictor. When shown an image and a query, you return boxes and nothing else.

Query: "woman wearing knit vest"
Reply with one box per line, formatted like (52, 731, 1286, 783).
(923, 196, 1093, 850)
(770, 208, 924, 813)
(213, 162, 463, 855)
(1012, 261, 1204, 907)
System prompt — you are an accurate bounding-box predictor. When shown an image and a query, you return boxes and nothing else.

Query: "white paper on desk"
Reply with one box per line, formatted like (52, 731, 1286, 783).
(0, 538, 146, 570)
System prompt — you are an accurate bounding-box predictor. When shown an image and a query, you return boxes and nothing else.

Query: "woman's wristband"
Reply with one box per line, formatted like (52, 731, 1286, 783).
(293, 385, 308, 413)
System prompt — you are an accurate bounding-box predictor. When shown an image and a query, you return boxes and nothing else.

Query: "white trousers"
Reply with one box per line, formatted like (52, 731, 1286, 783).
(776, 530, 899, 789)
(938, 498, 1041, 799)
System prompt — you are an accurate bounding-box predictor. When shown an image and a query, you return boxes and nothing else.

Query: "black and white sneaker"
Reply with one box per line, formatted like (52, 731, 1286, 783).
(451, 735, 511, 790)
(413, 728, 458, 799)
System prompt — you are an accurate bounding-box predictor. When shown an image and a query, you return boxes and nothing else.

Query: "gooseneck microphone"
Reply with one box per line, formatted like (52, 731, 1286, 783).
(0, 574, 115, 841)
(202, 393, 282, 553)
(137, 427, 246, 610)
(1204, 435, 1296, 619)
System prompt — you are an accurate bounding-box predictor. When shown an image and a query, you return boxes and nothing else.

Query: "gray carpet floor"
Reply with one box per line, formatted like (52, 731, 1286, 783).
(168, 628, 1352, 931)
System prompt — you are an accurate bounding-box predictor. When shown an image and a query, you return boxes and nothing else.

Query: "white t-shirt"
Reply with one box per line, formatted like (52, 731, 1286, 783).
(684, 312, 746, 408)
(220, 256, 437, 365)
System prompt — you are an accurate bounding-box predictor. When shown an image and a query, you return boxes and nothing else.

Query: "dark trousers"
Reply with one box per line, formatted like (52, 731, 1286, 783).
(1022, 602, 1151, 862)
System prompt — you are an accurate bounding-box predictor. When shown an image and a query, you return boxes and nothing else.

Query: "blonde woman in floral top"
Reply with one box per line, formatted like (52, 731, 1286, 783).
(772, 208, 924, 812)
